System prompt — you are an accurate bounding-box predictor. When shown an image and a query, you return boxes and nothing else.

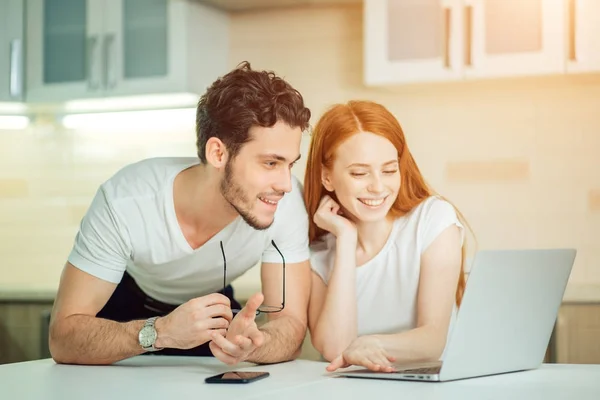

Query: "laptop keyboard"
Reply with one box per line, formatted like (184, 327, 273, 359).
(397, 366, 442, 375)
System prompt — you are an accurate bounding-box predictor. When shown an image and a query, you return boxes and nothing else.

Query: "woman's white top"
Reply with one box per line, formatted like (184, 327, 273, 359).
(310, 196, 464, 338)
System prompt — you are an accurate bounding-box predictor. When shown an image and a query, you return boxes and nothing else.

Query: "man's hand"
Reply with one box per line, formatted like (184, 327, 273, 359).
(209, 292, 266, 364)
(154, 293, 233, 350)
(326, 335, 396, 373)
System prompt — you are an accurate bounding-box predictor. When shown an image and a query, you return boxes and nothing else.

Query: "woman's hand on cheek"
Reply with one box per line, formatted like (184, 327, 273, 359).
(314, 195, 357, 238)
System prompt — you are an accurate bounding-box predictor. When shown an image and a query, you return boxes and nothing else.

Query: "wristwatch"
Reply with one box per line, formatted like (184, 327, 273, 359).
(138, 316, 161, 352)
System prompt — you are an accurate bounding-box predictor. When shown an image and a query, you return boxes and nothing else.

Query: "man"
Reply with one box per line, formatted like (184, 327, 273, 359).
(49, 62, 312, 366)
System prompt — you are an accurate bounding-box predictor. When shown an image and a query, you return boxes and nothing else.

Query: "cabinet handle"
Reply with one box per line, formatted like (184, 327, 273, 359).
(443, 8, 451, 68)
(568, 0, 576, 61)
(87, 36, 100, 90)
(464, 5, 473, 66)
(103, 34, 116, 90)
(9, 39, 23, 99)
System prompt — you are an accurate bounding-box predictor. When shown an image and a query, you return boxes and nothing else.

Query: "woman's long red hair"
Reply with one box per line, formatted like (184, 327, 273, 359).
(303, 100, 470, 306)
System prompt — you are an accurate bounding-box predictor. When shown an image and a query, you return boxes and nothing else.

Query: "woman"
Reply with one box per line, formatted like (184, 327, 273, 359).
(304, 100, 471, 373)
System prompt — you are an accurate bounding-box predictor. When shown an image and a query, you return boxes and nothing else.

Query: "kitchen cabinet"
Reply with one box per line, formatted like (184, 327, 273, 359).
(364, 0, 600, 86)
(463, 0, 565, 79)
(25, 0, 102, 101)
(0, 300, 54, 364)
(565, 0, 600, 74)
(554, 304, 600, 364)
(25, 0, 228, 102)
(364, 0, 464, 85)
(0, 0, 25, 102)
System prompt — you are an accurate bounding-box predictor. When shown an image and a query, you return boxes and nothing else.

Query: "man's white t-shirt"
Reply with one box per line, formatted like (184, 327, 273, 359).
(310, 196, 464, 338)
(68, 157, 309, 305)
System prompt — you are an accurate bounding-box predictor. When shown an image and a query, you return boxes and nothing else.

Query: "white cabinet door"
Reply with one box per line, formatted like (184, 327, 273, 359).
(101, 0, 228, 98)
(0, 0, 24, 102)
(364, 0, 464, 85)
(102, 0, 188, 97)
(463, 0, 565, 79)
(26, 0, 105, 102)
(565, 0, 600, 74)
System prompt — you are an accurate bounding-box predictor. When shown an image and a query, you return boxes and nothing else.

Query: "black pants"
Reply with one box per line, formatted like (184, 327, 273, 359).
(96, 271, 241, 356)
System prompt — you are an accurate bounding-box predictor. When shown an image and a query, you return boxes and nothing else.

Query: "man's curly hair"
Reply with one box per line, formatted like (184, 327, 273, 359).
(196, 61, 311, 163)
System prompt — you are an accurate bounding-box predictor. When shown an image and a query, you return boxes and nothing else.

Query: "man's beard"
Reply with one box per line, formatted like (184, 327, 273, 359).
(220, 160, 274, 231)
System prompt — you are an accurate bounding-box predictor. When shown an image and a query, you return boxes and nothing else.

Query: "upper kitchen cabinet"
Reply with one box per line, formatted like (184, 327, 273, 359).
(463, 0, 565, 79)
(364, 0, 600, 86)
(565, 0, 600, 74)
(364, 0, 465, 85)
(25, 0, 229, 103)
(26, 0, 103, 101)
(0, 0, 25, 102)
(102, 0, 228, 98)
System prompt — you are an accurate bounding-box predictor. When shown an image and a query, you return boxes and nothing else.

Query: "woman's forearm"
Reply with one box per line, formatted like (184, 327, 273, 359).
(312, 234, 358, 360)
(375, 326, 448, 364)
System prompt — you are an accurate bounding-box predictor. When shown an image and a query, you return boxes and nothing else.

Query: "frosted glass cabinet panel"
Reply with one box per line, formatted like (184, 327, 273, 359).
(26, 0, 104, 102)
(102, 0, 188, 97)
(43, 0, 87, 84)
(463, 0, 566, 79)
(387, 0, 443, 62)
(123, 0, 168, 79)
(365, 0, 464, 85)
(0, 0, 25, 102)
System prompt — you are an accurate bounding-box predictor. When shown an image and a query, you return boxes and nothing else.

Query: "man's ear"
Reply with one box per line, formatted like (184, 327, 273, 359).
(321, 167, 334, 192)
(205, 137, 228, 168)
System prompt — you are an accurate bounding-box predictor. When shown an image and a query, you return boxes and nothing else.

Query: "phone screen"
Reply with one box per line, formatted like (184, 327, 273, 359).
(205, 371, 270, 384)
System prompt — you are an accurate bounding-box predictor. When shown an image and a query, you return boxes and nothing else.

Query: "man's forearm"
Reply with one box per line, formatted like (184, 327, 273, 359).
(246, 315, 306, 364)
(50, 315, 145, 365)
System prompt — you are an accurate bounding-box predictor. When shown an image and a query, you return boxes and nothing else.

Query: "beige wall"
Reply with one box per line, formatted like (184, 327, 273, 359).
(0, 5, 599, 293)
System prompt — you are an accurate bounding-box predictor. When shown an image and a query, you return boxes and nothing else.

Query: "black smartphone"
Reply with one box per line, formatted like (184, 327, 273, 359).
(205, 371, 270, 384)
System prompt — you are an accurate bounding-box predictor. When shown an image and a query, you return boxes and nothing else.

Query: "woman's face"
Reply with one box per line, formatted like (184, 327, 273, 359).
(322, 132, 400, 223)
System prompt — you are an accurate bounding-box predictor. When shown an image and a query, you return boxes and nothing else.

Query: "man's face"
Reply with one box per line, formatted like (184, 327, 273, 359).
(220, 121, 303, 230)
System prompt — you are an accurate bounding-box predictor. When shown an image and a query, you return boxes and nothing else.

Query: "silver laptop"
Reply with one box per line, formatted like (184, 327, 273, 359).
(335, 248, 576, 382)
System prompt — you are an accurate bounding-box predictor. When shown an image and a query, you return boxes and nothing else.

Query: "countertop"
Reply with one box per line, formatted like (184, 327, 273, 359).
(2, 356, 600, 400)
(562, 284, 600, 303)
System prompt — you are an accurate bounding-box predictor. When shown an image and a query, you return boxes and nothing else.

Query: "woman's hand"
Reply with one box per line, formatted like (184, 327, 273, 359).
(326, 335, 396, 373)
(313, 195, 356, 239)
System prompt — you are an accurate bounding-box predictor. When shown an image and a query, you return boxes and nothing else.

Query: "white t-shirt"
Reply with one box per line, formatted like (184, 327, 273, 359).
(68, 157, 309, 305)
(310, 196, 464, 337)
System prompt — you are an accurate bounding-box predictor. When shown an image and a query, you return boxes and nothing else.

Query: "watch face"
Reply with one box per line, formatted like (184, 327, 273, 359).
(139, 326, 157, 347)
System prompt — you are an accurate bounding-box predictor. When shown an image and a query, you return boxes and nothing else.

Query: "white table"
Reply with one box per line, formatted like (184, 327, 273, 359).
(1, 356, 599, 400)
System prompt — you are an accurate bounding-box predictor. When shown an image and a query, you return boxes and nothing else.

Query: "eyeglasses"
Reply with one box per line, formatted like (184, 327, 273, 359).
(219, 240, 285, 315)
